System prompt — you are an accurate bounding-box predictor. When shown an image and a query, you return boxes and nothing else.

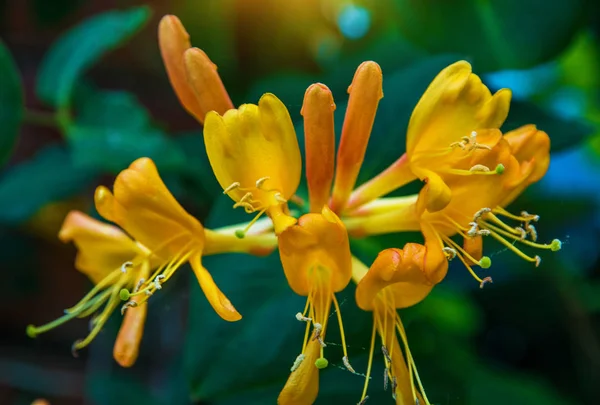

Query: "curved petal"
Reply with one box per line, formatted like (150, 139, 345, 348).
(59, 211, 139, 284)
(414, 168, 452, 213)
(95, 158, 205, 258)
(407, 61, 511, 161)
(278, 206, 351, 295)
(355, 246, 434, 311)
(190, 254, 241, 322)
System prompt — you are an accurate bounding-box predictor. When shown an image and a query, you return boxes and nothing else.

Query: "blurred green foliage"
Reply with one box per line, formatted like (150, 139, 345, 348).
(1, 1, 600, 405)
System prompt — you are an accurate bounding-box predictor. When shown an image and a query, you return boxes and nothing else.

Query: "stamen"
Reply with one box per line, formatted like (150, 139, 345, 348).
(527, 224, 538, 242)
(515, 227, 527, 240)
(383, 368, 389, 390)
(442, 247, 457, 260)
(479, 277, 493, 289)
(469, 164, 490, 172)
(154, 274, 166, 290)
(235, 207, 268, 239)
(473, 207, 491, 222)
(312, 323, 327, 347)
(120, 261, 133, 273)
(391, 376, 398, 400)
(520, 211, 540, 222)
(360, 319, 377, 403)
(343, 356, 356, 374)
(120, 301, 137, 315)
(134, 278, 145, 293)
(295, 312, 312, 322)
(274, 192, 287, 204)
(357, 396, 369, 405)
(223, 182, 240, 194)
(290, 353, 305, 372)
(535, 255, 541, 267)
(255, 176, 270, 188)
(381, 345, 392, 363)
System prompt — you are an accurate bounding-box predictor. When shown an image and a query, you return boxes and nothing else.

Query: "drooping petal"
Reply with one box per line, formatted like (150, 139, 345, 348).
(94, 158, 205, 259)
(59, 211, 140, 284)
(301, 83, 336, 212)
(277, 340, 321, 405)
(158, 15, 204, 122)
(278, 206, 351, 295)
(420, 222, 449, 284)
(406, 61, 511, 160)
(190, 254, 241, 322)
(355, 246, 434, 311)
(414, 168, 452, 214)
(330, 61, 383, 212)
(183, 47, 234, 122)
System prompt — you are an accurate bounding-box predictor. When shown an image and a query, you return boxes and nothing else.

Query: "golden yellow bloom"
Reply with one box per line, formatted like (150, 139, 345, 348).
(277, 206, 353, 405)
(28, 158, 278, 365)
(347, 61, 512, 213)
(158, 15, 233, 123)
(26, 210, 152, 367)
(204, 93, 301, 235)
(353, 255, 429, 405)
(346, 126, 561, 287)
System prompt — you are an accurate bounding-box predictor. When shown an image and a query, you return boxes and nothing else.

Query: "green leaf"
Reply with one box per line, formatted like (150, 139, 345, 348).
(0, 145, 95, 223)
(66, 90, 186, 173)
(503, 100, 594, 152)
(36, 6, 151, 108)
(0, 40, 24, 166)
(392, 0, 588, 71)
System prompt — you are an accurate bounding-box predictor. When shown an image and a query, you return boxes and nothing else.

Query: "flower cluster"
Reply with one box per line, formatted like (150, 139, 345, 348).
(27, 15, 561, 404)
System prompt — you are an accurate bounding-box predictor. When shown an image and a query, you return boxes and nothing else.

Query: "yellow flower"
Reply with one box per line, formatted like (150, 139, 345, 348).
(346, 61, 512, 213)
(345, 125, 561, 287)
(353, 254, 429, 405)
(26, 210, 152, 367)
(28, 158, 277, 365)
(277, 206, 353, 405)
(204, 93, 301, 235)
(158, 15, 233, 123)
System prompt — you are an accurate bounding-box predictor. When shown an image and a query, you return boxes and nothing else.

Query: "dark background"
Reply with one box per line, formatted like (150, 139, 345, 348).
(1, 0, 600, 404)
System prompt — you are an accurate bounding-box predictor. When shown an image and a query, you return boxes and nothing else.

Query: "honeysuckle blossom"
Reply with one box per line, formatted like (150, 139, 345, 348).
(204, 93, 302, 235)
(28, 158, 277, 365)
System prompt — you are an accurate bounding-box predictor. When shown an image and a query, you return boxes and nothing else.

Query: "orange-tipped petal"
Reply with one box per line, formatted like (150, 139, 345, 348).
(420, 223, 449, 284)
(406, 60, 511, 158)
(277, 340, 321, 405)
(355, 246, 434, 311)
(190, 255, 241, 322)
(59, 211, 139, 284)
(278, 206, 351, 295)
(301, 83, 336, 212)
(95, 158, 205, 258)
(330, 61, 383, 212)
(183, 47, 234, 123)
(158, 15, 205, 122)
(504, 124, 550, 184)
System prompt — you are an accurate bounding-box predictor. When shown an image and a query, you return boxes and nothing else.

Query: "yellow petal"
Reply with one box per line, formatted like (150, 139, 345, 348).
(420, 223, 450, 284)
(158, 15, 205, 122)
(407, 61, 511, 160)
(190, 254, 241, 322)
(95, 158, 205, 258)
(278, 206, 351, 295)
(183, 47, 234, 122)
(331, 61, 383, 212)
(355, 246, 434, 311)
(301, 83, 335, 212)
(277, 340, 321, 405)
(414, 169, 452, 213)
(204, 93, 301, 206)
(59, 210, 139, 284)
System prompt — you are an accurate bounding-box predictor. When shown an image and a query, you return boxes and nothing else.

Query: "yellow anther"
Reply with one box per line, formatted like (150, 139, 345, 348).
(343, 356, 356, 374)
(255, 176, 270, 188)
(521, 211, 540, 222)
(479, 276, 493, 289)
(312, 323, 326, 347)
(120, 261, 133, 273)
(358, 395, 370, 405)
(290, 353, 305, 372)
(383, 368, 389, 390)
(239, 192, 254, 203)
(295, 312, 312, 322)
(381, 345, 392, 363)
(473, 207, 491, 222)
(535, 255, 542, 267)
(515, 227, 527, 240)
(274, 192, 287, 204)
(526, 224, 538, 241)
(442, 247, 457, 260)
(391, 375, 398, 400)
(469, 164, 490, 172)
(223, 182, 240, 194)
(120, 301, 137, 315)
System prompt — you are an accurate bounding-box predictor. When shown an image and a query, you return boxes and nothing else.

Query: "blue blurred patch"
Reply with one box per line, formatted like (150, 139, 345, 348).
(337, 4, 370, 40)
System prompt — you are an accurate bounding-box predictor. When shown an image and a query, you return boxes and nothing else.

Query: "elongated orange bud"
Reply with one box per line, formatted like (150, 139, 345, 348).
(301, 83, 335, 212)
(184, 48, 234, 122)
(113, 300, 148, 367)
(158, 15, 205, 122)
(330, 61, 383, 213)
